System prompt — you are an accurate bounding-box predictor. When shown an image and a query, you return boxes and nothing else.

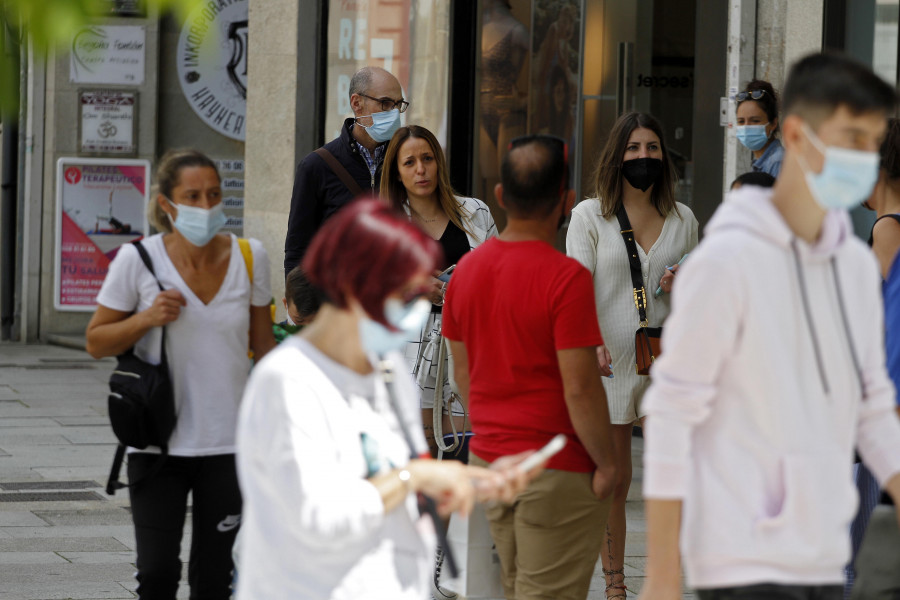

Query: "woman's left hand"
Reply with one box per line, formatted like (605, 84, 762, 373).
(471, 450, 543, 505)
(426, 274, 445, 306)
(658, 263, 680, 295)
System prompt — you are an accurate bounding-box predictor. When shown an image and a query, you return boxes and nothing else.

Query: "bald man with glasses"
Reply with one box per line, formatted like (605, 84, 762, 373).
(284, 66, 409, 276)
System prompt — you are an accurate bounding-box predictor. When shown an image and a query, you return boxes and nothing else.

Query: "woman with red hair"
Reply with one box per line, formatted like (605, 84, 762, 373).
(235, 199, 536, 599)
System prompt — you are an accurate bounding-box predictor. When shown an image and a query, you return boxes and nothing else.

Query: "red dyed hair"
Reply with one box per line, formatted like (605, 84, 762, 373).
(302, 198, 440, 326)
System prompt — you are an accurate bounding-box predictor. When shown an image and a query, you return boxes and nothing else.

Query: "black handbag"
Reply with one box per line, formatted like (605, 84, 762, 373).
(615, 205, 662, 376)
(105, 240, 176, 494)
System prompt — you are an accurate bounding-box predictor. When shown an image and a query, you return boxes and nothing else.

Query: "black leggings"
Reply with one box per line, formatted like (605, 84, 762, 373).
(127, 453, 242, 600)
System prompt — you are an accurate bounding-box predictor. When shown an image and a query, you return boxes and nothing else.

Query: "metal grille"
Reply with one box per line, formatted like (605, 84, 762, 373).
(0, 491, 105, 502)
(0, 481, 100, 491)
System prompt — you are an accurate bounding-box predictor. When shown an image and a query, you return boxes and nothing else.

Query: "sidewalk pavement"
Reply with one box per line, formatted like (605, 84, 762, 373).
(0, 341, 694, 600)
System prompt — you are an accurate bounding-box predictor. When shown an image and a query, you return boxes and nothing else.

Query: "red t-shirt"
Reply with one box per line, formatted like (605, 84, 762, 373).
(442, 238, 604, 472)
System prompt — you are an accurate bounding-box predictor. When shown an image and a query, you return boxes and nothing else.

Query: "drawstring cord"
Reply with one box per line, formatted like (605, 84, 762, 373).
(791, 240, 830, 395)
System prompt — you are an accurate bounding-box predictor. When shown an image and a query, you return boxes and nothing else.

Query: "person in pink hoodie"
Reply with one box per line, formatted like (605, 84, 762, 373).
(639, 52, 900, 600)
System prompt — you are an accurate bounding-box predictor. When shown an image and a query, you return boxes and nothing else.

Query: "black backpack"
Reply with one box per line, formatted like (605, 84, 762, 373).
(105, 240, 176, 494)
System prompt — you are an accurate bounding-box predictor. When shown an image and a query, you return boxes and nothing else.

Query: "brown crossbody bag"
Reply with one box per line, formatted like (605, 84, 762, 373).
(615, 205, 661, 376)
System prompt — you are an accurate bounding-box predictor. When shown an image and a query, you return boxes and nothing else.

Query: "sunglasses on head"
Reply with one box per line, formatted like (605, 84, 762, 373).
(735, 90, 767, 102)
(508, 134, 570, 192)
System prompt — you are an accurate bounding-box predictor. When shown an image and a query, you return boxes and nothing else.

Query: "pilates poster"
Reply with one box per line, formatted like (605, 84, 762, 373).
(55, 158, 150, 311)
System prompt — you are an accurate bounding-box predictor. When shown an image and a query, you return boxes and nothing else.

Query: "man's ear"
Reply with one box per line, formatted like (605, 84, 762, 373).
(494, 183, 505, 209)
(781, 114, 805, 154)
(349, 93, 364, 117)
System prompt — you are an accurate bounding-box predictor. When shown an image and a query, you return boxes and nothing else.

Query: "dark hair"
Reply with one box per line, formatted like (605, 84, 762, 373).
(593, 112, 678, 219)
(380, 125, 473, 237)
(149, 149, 219, 233)
(737, 79, 780, 133)
(500, 135, 568, 218)
(284, 266, 323, 319)
(783, 52, 897, 124)
(731, 171, 776, 190)
(302, 199, 439, 327)
(880, 118, 900, 182)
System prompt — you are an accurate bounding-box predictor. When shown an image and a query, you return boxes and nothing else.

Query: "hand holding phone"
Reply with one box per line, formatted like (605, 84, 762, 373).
(436, 264, 456, 283)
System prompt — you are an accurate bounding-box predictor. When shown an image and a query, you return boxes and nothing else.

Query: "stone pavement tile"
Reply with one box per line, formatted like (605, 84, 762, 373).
(32, 509, 133, 527)
(0, 551, 67, 564)
(0, 538, 128, 552)
(61, 428, 116, 445)
(0, 445, 117, 469)
(0, 578, 137, 600)
(0, 404, 101, 418)
(0, 434, 71, 446)
(0, 418, 59, 428)
(0, 512, 49, 527)
(58, 551, 136, 565)
(2, 526, 135, 542)
(33, 467, 115, 480)
(55, 417, 109, 427)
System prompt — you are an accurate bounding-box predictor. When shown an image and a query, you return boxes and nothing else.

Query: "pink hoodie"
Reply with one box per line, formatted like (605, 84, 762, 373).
(643, 185, 900, 589)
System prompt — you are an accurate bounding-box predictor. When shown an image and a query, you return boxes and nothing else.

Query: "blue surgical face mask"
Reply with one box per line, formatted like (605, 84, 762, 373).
(798, 124, 880, 211)
(358, 109, 401, 143)
(358, 297, 430, 356)
(167, 199, 228, 247)
(736, 124, 771, 151)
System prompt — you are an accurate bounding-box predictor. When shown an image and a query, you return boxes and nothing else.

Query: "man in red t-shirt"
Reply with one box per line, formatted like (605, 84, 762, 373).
(443, 135, 616, 600)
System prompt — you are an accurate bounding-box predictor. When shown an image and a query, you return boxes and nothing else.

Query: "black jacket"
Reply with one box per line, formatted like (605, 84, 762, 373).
(283, 118, 385, 274)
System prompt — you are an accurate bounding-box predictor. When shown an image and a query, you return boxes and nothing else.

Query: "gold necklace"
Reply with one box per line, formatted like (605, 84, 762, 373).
(409, 204, 442, 223)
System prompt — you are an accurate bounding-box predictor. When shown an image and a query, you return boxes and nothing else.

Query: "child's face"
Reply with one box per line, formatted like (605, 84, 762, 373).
(284, 298, 312, 326)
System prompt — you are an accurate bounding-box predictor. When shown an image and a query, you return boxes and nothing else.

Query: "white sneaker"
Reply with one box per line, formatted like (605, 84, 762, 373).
(431, 546, 458, 600)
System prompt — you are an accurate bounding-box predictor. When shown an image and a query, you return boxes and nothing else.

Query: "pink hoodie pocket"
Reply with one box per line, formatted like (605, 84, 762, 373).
(753, 453, 857, 566)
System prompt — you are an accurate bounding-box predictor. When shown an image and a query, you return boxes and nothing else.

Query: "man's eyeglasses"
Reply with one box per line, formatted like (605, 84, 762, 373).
(359, 93, 410, 113)
(735, 90, 767, 102)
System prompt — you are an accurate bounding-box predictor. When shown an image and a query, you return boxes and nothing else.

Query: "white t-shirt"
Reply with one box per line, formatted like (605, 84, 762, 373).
(235, 337, 433, 600)
(96, 233, 271, 456)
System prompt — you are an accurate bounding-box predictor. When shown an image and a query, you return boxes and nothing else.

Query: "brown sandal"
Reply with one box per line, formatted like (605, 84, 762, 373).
(603, 568, 627, 600)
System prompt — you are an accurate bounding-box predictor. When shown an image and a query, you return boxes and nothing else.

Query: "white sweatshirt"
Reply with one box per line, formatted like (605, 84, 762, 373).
(235, 337, 434, 600)
(643, 185, 900, 589)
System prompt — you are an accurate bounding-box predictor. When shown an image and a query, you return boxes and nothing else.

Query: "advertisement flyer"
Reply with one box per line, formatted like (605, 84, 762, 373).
(55, 158, 150, 311)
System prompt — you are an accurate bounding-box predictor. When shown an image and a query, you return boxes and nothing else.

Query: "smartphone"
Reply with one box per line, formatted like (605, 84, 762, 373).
(437, 264, 456, 283)
(654, 253, 690, 297)
(517, 434, 567, 472)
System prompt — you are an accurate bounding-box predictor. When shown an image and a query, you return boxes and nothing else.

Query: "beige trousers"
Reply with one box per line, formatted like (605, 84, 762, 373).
(471, 453, 612, 600)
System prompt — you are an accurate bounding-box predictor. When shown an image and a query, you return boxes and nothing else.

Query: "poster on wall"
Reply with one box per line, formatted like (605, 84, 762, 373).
(55, 158, 150, 311)
(79, 90, 137, 155)
(70, 25, 146, 85)
(176, 0, 249, 141)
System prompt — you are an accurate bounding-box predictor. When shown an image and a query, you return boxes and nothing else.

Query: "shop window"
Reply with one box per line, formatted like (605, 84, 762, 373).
(324, 1, 450, 144)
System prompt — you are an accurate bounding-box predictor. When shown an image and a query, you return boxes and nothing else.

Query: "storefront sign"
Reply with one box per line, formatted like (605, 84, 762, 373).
(55, 158, 150, 311)
(70, 26, 146, 85)
(79, 90, 137, 155)
(176, 0, 249, 141)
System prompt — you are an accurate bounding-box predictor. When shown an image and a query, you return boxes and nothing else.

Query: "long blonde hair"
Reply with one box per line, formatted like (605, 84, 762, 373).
(380, 125, 473, 237)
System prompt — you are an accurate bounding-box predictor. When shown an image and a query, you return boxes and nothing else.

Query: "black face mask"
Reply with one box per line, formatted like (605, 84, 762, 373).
(621, 157, 663, 192)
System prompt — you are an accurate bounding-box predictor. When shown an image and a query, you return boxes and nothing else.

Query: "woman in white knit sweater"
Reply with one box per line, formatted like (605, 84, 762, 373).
(566, 112, 698, 600)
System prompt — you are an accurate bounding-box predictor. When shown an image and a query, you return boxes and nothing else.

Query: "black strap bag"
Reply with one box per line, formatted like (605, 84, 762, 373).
(105, 240, 176, 494)
(615, 206, 662, 376)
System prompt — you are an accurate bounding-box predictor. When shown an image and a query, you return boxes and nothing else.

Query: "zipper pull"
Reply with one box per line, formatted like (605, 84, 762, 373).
(371, 173, 375, 190)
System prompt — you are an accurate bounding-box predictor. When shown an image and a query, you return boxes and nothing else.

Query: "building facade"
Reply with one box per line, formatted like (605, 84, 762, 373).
(0, 0, 896, 342)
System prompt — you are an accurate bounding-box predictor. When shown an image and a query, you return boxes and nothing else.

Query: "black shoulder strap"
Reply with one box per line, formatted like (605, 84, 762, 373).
(615, 205, 649, 326)
(131, 240, 167, 365)
(106, 240, 171, 496)
(315, 147, 365, 197)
